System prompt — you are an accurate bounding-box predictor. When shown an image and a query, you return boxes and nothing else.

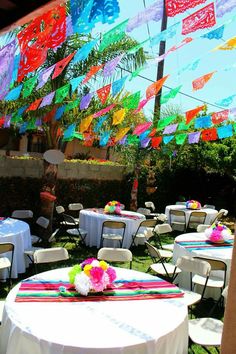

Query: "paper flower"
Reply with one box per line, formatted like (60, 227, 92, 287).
(104, 200, 122, 214)
(186, 200, 201, 209)
(68, 258, 117, 296)
(205, 222, 232, 243)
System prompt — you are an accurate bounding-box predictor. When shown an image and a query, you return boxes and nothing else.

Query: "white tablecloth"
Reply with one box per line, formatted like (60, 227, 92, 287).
(80, 209, 146, 248)
(165, 205, 218, 225)
(0, 218, 32, 279)
(173, 232, 233, 299)
(0, 267, 188, 354)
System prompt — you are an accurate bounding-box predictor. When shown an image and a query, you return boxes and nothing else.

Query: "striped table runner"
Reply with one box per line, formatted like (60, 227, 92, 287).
(15, 278, 184, 302)
(176, 239, 234, 252)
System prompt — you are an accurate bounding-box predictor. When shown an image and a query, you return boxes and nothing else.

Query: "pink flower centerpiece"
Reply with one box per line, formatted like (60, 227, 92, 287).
(104, 200, 122, 215)
(205, 222, 232, 244)
(68, 258, 117, 296)
(186, 200, 201, 210)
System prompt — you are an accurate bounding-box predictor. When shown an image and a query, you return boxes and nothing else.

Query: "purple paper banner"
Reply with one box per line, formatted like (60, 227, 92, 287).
(126, 1, 163, 32)
(36, 65, 55, 90)
(216, 0, 236, 17)
(163, 123, 178, 134)
(188, 131, 201, 144)
(39, 92, 55, 108)
(0, 39, 16, 100)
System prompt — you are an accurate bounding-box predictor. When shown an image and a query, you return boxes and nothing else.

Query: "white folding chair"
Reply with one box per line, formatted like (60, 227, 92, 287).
(176, 256, 211, 307)
(203, 204, 215, 209)
(31, 216, 50, 244)
(187, 211, 207, 231)
(137, 207, 151, 216)
(130, 219, 157, 247)
(33, 247, 69, 273)
(145, 241, 180, 282)
(154, 223, 174, 251)
(169, 209, 187, 232)
(100, 221, 126, 248)
(97, 248, 133, 269)
(0, 243, 14, 289)
(11, 210, 33, 219)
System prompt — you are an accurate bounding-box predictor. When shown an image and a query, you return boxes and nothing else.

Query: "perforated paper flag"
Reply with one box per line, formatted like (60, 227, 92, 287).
(80, 115, 93, 132)
(80, 93, 94, 110)
(126, 1, 163, 32)
(212, 110, 229, 124)
(73, 39, 98, 64)
(96, 84, 111, 104)
(146, 75, 169, 99)
(55, 84, 70, 103)
(157, 115, 177, 130)
(122, 91, 141, 110)
(103, 54, 124, 78)
(112, 109, 126, 125)
(39, 91, 55, 108)
(52, 52, 75, 80)
(216, 0, 236, 18)
(99, 19, 129, 52)
(4, 85, 22, 101)
(194, 115, 212, 129)
(182, 3, 216, 35)
(166, 0, 206, 17)
(188, 131, 201, 144)
(22, 76, 38, 98)
(36, 65, 55, 90)
(201, 128, 217, 141)
(217, 125, 233, 139)
(176, 134, 187, 145)
(111, 76, 128, 96)
(192, 72, 216, 91)
(186, 106, 205, 124)
(133, 122, 152, 135)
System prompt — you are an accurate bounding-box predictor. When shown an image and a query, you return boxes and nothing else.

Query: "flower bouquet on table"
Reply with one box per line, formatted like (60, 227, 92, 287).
(68, 258, 117, 296)
(104, 200, 122, 215)
(205, 222, 232, 244)
(186, 200, 201, 210)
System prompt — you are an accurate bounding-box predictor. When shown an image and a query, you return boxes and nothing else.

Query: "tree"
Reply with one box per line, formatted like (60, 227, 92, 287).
(0, 11, 148, 232)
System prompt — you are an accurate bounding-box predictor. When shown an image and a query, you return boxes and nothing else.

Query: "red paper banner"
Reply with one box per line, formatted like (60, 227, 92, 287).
(166, 0, 207, 17)
(52, 52, 75, 80)
(96, 84, 111, 105)
(43, 108, 57, 123)
(146, 75, 169, 100)
(186, 106, 205, 124)
(201, 128, 217, 141)
(17, 5, 66, 81)
(212, 110, 229, 125)
(82, 64, 104, 84)
(151, 136, 162, 149)
(26, 98, 43, 112)
(192, 72, 216, 91)
(182, 3, 216, 35)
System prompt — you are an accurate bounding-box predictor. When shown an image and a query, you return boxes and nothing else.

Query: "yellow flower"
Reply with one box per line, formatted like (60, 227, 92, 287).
(99, 260, 108, 270)
(84, 264, 93, 276)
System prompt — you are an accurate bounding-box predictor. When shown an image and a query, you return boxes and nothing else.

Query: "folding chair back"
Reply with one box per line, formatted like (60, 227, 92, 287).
(131, 219, 157, 247)
(203, 204, 215, 209)
(211, 209, 228, 224)
(68, 203, 84, 211)
(0, 242, 14, 288)
(33, 247, 69, 264)
(62, 213, 87, 246)
(145, 241, 180, 282)
(194, 256, 227, 288)
(11, 210, 33, 219)
(31, 216, 50, 244)
(55, 206, 65, 214)
(137, 207, 151, 216)
(188, 211, 207, 230)
(100, 221, 126, 248)
(176, 256, 211, 299)
(97, 247, 133, 268)
(169, 209, 186, 232)
(145, 201, 155, 212)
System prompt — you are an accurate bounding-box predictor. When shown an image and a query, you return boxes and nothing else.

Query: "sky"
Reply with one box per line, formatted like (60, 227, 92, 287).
(99, 0, 236, 119)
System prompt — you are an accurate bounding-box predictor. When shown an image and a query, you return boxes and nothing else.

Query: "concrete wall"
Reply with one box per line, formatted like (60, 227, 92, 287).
(0, 154, 129, 181)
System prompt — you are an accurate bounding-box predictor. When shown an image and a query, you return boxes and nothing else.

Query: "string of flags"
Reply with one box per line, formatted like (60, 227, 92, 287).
(0, 0, 236, 152)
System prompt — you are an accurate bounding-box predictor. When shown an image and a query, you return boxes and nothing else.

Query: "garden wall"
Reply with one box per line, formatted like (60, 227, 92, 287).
(0, 155, 128, 181)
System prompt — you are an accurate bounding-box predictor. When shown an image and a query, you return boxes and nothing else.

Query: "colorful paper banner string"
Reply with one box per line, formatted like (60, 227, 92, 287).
(182, 3, 216, 35)
(126, 1, 163, 32)
(166, 0, 206, 17)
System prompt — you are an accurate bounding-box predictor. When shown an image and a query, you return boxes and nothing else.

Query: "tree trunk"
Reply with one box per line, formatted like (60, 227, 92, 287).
(40, 160, 58, 239)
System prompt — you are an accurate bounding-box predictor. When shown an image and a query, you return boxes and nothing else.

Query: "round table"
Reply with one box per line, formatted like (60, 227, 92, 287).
(165, 205, 218, 225)
(0, 218, 31, 279)
(173, 232, 233, 299)
(0, 267, 188, 354)
(80, 209, 146, 248)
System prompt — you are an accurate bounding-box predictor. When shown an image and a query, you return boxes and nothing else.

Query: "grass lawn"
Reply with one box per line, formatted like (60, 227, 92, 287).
(0, 229, 227, 354)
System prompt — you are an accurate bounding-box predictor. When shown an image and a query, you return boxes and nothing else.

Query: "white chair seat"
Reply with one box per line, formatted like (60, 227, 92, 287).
(67, 228, 87, 237)
(0, 257, 11, 270)
(102, 234, 123, 240)
(150, 263, 181, 276)
(158, 249, 173, 259)
(189, 317, 223, 346)
(193, 274, 224, 288)
(31, 235, 41, 244)
(162, 244, 174, 251)
(179, 288, 202, 307)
